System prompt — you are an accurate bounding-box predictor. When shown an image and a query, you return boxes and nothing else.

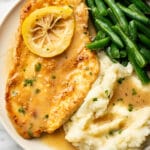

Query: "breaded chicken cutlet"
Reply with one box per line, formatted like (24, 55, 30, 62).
(6, 0, 99, 139)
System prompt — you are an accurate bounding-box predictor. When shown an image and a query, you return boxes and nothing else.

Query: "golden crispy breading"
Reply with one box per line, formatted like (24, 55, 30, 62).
(6, 0, 99, 139)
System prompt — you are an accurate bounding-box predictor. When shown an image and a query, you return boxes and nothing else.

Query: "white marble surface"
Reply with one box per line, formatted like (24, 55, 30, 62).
(0, 122, 22, 150)
(0, 0, 23, 149)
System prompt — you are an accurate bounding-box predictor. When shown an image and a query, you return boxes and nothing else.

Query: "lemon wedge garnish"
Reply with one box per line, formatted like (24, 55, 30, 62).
(22, 6, 75, 58)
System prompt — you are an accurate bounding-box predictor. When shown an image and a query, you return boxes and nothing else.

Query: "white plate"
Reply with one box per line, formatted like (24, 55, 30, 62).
(0, 1, 150, 150)
(0, 1, 55, 150)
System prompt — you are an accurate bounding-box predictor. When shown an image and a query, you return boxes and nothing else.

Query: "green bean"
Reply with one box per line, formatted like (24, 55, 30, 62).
(106, 46, 113, 58)
(128, 0, 150, 14)
(86, 37, 110, 50)
(140, 47, 150, 63)
(112, 25, 147, 68)
(135, 21, 150, 38)
(93, 30, 106, 41)
(117, 0, 131, 6)
(96, 19, 124, 48)
(129, 20, 137, 41)
(86, 0, 100, 31)
(120, 50, 127, 58)
(107, 8, 117, 24)
(128, 4, 144, 16)
(117, 3, 150, 25)
(88, 7, 113, 29)
(110, 43, 120, 58)
(128, 49, 150, 84)
(97, 16, 113, 27)
(95, 0, 108, 16)
(87, 0, 113, 29)
(106, 47, 118, 63)
(104, 0, 128, 33)
(91, 7, 101, 19)
(86, 0, 95, 8)
(120, 59, 128, 66)
(138, 34, 150, 48)
(90, 7, 113, 27)
(86, 0, 101, 19)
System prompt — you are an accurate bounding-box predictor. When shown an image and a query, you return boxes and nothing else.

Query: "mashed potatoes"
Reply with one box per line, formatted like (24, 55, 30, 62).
(64, 52, 150, 150)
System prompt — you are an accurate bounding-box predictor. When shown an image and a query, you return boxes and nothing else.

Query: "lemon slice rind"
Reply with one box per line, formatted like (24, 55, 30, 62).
(22, 6, 74, 58)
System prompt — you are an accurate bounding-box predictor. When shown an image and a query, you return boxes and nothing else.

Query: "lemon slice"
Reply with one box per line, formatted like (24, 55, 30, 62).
(22, 6, 75, 58)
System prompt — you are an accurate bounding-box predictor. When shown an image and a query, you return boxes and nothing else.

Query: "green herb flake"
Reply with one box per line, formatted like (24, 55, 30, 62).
(11, 91, 18, 97)
(105, 90, 110, 98)
(35, 63, 42, 72)
(51, 75, 56, 79)
(28, 124, 33, 137)
(93, 97, 98, 102)
(89, 72, 93, 76)
(108, 130, 115, 136)
(24, 79, 35, 87)
(18, 107, 25, 115)
(35, 88, 41, 94)
(112, 103, 115, 106)
(118, 129, 122, 134)
(132, 88, 137, 95)
(44, 114, 49, 119)
(28, 130, 33, 137)
(128, 104, 134, 112)
(117, 98, 123, 101)
(46, 48, 50, 51)
(84, 32, 88, 35)
(105, 135, 109, 139)
(109, 129, 121, 136)
(68, 5, 73, 8)
(117, 77, 125, 84)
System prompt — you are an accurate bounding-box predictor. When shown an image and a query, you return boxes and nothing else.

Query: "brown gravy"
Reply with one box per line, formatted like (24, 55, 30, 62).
(94, 114, 114, 124)
(41, 128, 76, 150)
(110, 76, 150, 108)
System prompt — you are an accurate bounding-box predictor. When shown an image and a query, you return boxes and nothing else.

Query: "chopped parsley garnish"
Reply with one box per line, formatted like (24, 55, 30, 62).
(35, 88, 41, 94)
(105, 90, 110, 98)
(35, 63, 42, 72)
(18, 107, 25, 115)
(24, 79, 35, 87)
(118, 129, 122, 134)
(128, 104, 134, 112)
(44, 114, 49, 119)
(112, 103, 115, 106)
(51, 75, 56, 79)
(89, 72, 93, 75)
(11, 91, 18, 97)
(93, 97, 98, 102)
(68, 5, 73, 8)
(117, 77, 125, 84)
(109, 129, 122, 136)
(132, 88, 137, 95)
(117, 98, 123, 101)
(109, 130, 115, 136)
(28, 123, 33, 137)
